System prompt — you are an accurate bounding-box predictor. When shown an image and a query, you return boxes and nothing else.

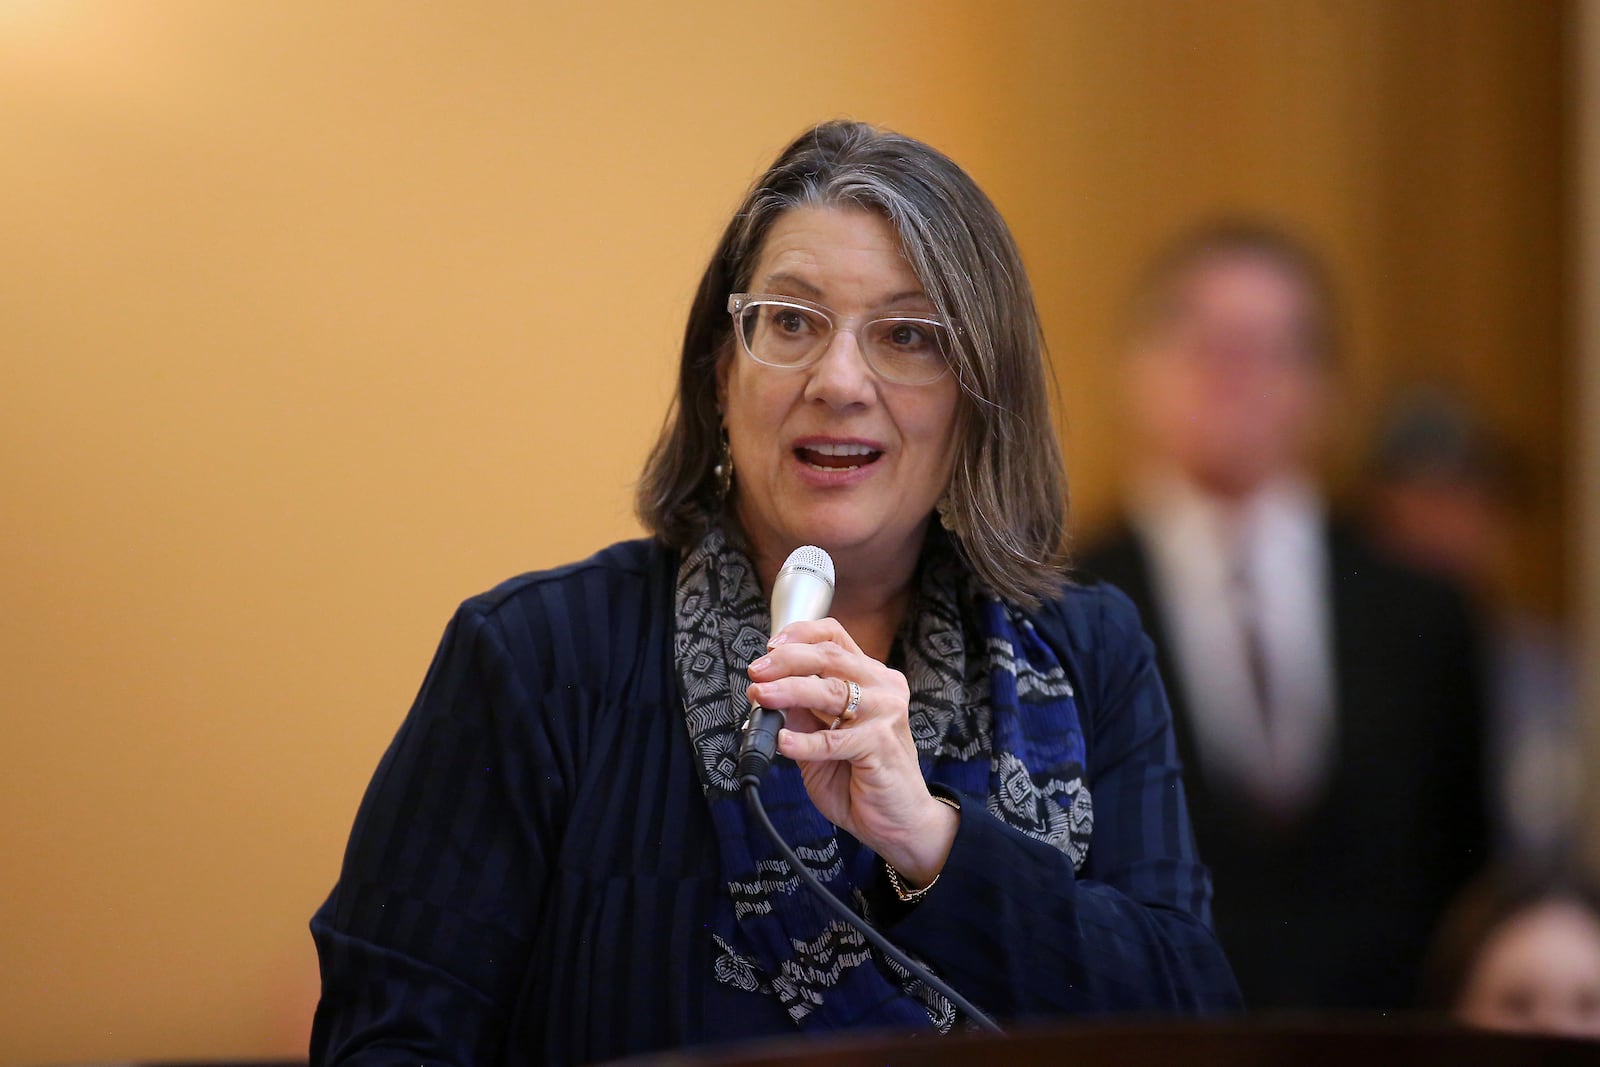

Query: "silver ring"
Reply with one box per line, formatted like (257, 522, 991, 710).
(843, 679, 862, 720)
(828, 715, 843, 731)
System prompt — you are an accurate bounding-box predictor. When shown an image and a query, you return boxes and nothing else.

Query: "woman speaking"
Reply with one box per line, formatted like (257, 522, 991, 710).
(310, 121, 1239, 1065)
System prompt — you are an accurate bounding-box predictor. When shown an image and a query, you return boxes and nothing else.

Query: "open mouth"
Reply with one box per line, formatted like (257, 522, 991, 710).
(794, 442, 885, 472)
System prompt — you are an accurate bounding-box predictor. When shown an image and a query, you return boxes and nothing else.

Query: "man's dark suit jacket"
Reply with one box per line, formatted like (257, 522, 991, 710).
(1076, 521, 1488, 1012)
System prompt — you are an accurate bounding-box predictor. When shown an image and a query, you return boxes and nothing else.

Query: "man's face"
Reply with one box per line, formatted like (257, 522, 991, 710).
(1124, 252, 1328, 498)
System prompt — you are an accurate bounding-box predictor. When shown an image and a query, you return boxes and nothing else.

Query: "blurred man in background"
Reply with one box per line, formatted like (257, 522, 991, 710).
(1076, 221, 1489, 1012)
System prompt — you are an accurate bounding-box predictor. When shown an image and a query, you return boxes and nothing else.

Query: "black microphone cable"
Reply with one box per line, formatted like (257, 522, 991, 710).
(741, 780, 1004, 1034)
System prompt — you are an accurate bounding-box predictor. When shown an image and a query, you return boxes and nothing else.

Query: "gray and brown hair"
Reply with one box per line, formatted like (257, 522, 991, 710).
(635, 120, 1068, 607)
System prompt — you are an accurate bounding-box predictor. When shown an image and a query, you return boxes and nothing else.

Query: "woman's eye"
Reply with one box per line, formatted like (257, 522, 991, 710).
(773, 309, 810, 335)
(879, 321, 951, 358)
(890, 324, 925, 347)
(880, 322, 932, 351)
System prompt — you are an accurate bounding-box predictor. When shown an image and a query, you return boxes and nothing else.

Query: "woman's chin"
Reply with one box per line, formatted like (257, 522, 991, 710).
(781, 512, 933, 562)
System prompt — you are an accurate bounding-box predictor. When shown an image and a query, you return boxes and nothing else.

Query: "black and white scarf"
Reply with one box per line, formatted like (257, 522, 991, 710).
(675, 526, 1093, 1031)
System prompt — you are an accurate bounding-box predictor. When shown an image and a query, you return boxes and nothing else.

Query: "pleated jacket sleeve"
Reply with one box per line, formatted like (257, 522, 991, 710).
(883, 582, 1243, 1018)
(309, 589, 568, 1065)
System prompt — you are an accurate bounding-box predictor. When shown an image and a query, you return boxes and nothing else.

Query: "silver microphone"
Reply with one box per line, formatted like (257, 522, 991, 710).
(737, 545, 835, 786)
(769, 544, 836, 633)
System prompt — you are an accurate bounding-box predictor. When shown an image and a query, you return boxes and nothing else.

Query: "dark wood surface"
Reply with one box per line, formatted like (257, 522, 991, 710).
(601, 1020, 1600, 1067)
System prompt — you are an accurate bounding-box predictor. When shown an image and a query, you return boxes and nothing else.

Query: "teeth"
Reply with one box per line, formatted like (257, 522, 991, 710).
(805, 442, 877, 456)
(805, 461, 861, 472)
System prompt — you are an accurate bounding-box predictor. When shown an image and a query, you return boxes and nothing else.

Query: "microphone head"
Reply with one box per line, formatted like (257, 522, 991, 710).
(769, 545, 835, 636)
(777, 545, 835, 590)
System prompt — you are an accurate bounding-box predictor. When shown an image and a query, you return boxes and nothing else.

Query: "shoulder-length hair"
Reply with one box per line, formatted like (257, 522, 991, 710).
(636, 120, 1068, 608)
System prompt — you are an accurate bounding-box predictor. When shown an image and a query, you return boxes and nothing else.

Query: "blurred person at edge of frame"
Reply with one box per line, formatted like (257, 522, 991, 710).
(309, 122, 1240, 1067)
(1074, 220, 1490, 1013)
(1363, 387, 1580, 864)
(1424, 872, 1600, 1039)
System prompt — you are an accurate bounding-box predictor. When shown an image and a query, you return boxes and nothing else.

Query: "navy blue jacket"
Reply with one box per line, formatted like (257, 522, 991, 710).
(311, 539, 1239, 1065)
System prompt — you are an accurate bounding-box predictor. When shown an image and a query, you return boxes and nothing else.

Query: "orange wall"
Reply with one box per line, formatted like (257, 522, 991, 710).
(987, 0, 1568, 617)
(0, 5, 1008, 1061)
(0, 3, 1567, 1064)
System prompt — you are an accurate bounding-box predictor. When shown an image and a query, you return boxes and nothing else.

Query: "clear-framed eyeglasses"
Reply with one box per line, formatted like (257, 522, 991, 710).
(727, 293, 956, 386)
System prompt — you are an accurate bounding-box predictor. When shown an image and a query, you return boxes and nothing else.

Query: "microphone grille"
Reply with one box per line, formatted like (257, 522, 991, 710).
(779, 545, 835, 589)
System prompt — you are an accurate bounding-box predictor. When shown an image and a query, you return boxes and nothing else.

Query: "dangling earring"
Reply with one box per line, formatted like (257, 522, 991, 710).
(712, 425, 734, 504)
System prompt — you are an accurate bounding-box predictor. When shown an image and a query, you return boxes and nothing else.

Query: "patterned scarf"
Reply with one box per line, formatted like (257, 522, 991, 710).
(674, 526, 1093, 1031)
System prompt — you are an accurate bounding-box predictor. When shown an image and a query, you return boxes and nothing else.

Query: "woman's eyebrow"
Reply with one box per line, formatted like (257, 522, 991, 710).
(881, 289, 931, 307)
(760, 272, 824, 298)
(761, 273, 931, 310)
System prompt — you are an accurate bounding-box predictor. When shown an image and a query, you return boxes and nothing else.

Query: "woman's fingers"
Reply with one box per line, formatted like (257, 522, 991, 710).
(756, 618, 939, 868)
(776, 724, 875, 763)
(780, 707, 824, 734)
(745, 675, 858, 726)
(747, 621, 901, 729)
(770, 617, 863, 655)
(748, 639, 865, 686)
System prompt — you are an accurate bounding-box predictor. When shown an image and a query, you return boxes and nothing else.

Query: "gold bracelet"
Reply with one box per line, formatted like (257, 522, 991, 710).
(885, 794, 961, 903)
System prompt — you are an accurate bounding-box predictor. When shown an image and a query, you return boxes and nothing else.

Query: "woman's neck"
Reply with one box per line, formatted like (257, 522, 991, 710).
(828, 569, 914, 663)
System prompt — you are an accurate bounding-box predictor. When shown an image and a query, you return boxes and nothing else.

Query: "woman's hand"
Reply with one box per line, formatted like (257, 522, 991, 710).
(745, 618, 958, 887)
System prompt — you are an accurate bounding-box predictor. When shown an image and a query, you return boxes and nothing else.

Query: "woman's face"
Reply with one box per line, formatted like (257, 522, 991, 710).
(718, 205, 961, 575)
(1456, 898, 1600, 1038)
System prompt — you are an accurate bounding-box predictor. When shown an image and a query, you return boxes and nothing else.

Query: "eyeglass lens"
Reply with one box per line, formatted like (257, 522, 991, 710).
(735, 301, 950, 385)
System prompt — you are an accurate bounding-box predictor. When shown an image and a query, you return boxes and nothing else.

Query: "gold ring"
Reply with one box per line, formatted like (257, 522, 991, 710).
(828, 715, 843, 731)
(842, 679, 862, 720)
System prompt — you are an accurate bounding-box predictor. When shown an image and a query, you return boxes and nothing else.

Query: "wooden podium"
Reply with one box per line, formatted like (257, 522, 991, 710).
(602, 1020, 1600, 1067)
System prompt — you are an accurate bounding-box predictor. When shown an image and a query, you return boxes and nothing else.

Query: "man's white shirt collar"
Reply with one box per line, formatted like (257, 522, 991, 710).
(1129, 470, 1337, 812)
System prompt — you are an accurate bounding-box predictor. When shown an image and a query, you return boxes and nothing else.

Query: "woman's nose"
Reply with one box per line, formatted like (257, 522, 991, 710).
(804, 327, 876, 406)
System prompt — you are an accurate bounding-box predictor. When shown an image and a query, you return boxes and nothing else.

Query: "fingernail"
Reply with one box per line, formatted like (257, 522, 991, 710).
(749, 656, 771, 673)
(768, 632, 788, 648)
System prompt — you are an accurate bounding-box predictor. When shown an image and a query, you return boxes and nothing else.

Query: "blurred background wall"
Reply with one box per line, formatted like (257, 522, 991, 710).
(0, 2, 1579, 1063)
